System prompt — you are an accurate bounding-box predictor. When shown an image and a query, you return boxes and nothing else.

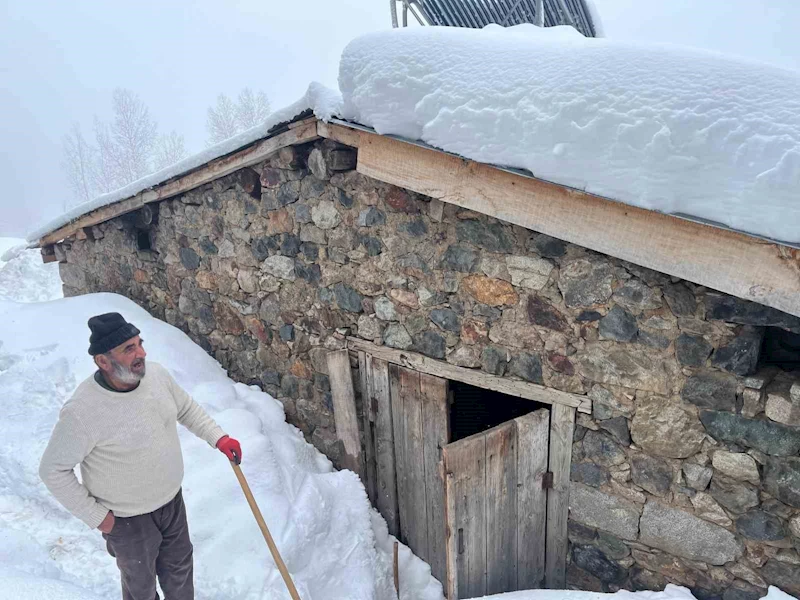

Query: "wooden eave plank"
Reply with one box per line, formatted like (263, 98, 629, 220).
(317, 122, 800, 319)
(38, 121, 319, 247)
(316, 120, 364, 149)
(346, 337, 589, 413)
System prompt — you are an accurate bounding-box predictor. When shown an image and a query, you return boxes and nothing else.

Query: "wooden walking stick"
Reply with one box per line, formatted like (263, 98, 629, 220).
(230, 461, 302, 600)
(393, 540, 400, 597)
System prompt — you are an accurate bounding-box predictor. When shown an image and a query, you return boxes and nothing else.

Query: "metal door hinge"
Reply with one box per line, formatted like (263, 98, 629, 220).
(542, 471, 554, 489)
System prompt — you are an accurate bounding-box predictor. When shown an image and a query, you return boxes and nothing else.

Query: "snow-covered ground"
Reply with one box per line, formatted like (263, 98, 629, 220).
(0, 248, 441, 599)
(477, 587, 796, 600)
(339, 25, 800, 244)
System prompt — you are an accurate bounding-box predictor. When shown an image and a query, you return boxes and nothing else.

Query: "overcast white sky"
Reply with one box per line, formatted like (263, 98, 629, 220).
(2, 0, 799, 237)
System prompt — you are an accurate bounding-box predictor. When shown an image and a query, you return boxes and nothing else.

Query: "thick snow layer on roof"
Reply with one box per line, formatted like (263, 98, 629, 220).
(339, 25, 800, 244)
(26, 82, 342, 244)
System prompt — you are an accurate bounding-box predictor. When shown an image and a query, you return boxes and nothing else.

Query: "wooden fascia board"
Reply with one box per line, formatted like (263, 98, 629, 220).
(346, 336, 591, 413)
(317, 121, 800, 319)
(38, 120, 319, 248)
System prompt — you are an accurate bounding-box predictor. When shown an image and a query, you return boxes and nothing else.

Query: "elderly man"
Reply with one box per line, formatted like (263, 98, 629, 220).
(40, 312, 241, 600)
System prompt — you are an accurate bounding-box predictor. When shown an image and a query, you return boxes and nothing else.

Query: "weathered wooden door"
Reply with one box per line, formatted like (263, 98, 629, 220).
(390, 363, 450, 583)
(355, 350, 573, 598)
(443, 409, 550, 599)
(357, 356, 450, 583)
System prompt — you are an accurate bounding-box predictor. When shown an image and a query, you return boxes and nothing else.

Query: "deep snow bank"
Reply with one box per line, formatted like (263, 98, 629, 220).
(0, 238, 24, 262)
(0, 291, 442, 599)
(339, 25, 800, 244)
(0, 237, 62, 302)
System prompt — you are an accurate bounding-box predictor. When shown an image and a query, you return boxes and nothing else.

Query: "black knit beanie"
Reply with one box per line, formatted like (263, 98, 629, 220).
(87, 313, 141, 356)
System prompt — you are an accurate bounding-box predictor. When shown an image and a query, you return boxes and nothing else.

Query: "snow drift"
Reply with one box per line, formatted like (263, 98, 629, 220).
(0, 237, 62, 302)
(0, 288, 441, 598)
(339, 25, 800, 244)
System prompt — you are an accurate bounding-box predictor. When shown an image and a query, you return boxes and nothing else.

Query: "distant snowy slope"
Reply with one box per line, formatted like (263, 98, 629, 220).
(339, 25, 800, 244)
(0, 238, 62, 302)
(0, 238, 63, 302)
(0, 237, 24, 264)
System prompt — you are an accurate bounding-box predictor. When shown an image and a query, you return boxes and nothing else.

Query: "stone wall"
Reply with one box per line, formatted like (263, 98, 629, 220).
(56, 139, 800, 598)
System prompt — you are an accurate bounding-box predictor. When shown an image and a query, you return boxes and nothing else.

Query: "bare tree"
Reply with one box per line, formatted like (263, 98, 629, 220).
(108, 88, 158, 184)
(153, 131, 188, 170)
(88, 89, 159, 192)
(61, 123, 96, 208)
(206, 88, 272, 145)
(62, 89, 191, 205)
(93, 118, 122, 193)
(206, 93, 239, 145)
(235, 88, 271, 131)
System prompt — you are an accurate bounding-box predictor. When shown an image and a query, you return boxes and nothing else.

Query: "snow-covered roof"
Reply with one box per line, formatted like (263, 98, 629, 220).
(339, 25, 800, 245)
(30, 25, 800, 247)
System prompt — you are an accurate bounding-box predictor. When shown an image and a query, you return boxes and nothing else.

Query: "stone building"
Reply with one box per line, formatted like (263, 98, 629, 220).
(33, 114, 800, 600)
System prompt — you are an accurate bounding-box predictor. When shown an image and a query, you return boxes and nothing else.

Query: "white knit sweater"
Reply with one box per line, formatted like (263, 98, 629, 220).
(39, 362, 226, 529)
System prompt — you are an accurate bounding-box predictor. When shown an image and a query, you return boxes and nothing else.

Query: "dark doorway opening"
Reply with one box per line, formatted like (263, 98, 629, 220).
(449, 380, 546, 442)
(759, 327, 800, 372)
(136, 230, 152, 251)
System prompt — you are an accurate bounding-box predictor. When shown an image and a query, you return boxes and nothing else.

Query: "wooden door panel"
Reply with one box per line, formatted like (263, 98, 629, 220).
(369, 356, 399, 536)
(486, 420, 517, 595)
(516, 409, 550, 590)
(401, 367, 428, 561)
(420, 373, 449, 583)
(369, 358, 568, 598)
(388, 364, 409, 546)
(358, 352, 378, 506)
(444, 434, 487, 600)
(545, 403, 575, 588)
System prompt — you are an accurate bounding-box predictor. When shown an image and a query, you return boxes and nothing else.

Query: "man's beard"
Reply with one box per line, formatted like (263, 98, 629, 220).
(108, 356, 146, 384)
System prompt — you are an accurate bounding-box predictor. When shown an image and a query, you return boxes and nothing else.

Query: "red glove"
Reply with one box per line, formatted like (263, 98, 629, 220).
(216, 435, 242, 464)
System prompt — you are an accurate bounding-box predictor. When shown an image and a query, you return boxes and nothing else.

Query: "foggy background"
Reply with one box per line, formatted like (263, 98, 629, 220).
(2, 0, 799, 238)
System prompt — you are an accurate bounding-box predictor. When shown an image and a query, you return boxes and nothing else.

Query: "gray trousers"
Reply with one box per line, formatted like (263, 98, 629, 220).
(103, 489, 193, 600)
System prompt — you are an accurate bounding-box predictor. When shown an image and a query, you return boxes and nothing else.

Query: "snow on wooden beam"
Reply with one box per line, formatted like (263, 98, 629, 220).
(37, 120, 319, 248)
(317, 121, 800, 319)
